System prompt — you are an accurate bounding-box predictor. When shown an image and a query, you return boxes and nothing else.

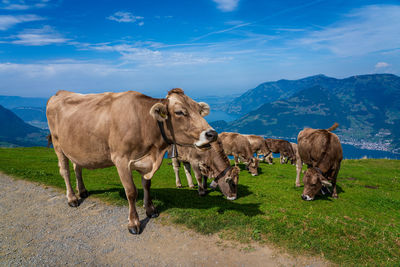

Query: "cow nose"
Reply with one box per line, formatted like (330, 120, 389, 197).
(205, 129, 218, 142)
(301, 194, 313, 201)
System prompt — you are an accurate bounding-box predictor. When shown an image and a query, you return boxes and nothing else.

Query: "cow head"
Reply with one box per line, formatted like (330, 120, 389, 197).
(150, 88, 217, 149)
(217, 166, 240, 200)
(209, 166, 240, 201)
(199, 140, 240, 200)
(301, 168, 332, 201)
(245, 157, 259, 176)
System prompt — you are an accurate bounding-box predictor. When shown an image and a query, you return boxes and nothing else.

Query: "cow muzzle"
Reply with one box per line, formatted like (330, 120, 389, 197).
(301, 194, 314, 201)
(195, 129, 218, 149)
(227, 195, 237, 201)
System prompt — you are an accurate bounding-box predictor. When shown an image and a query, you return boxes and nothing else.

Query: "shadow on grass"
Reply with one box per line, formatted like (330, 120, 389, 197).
(88, 183, 262, 218)
(313, 184, 345, 201)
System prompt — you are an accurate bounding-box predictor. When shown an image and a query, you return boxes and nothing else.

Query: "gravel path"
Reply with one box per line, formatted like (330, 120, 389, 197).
(0, 173, 329, 266)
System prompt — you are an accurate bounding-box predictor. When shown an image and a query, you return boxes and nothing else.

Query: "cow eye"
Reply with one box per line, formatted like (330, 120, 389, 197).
(175, 111, 185, 116)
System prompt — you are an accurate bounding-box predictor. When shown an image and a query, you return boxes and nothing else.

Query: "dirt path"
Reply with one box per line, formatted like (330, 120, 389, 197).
(0, 173, 329, 266)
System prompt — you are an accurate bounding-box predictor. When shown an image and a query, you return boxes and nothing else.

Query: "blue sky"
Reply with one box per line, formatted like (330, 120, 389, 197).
(0, 0, 399, 97)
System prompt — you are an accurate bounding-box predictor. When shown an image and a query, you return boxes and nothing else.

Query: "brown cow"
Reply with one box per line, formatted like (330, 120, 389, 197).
(171, 139, 240, 200)
(298, 123, 343, 201)
(243, 134, 270, 162)
(46, 88, 217, 234)
(265, 138, 295, 164)
(219, 132, 259, 176)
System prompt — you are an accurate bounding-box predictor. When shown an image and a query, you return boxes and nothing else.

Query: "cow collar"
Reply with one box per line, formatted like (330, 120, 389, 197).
(214, 165, 232, 182)
(313, 166, 325, 176)
(157, 120, 206, 158)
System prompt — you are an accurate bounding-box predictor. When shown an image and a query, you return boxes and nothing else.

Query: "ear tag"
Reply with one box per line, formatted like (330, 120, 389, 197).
(160, 112, 167, 119)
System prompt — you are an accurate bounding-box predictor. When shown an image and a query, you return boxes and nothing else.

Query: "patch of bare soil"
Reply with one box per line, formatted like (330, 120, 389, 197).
(0, 173, 330, 266)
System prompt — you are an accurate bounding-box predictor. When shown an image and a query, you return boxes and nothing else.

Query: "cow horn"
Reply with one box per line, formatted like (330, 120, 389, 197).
(320, 179, 332, 187)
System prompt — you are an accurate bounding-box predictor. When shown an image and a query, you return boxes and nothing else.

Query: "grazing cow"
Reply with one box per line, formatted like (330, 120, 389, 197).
(243, 134, 270, 161)
(264, 138, 295, 164)
(46, 88, 217, 234)
(171, 139, 240, 200)
(290, 142, 304, 187)
(219, 132, 259, 176)
(298, 123, 343, 201)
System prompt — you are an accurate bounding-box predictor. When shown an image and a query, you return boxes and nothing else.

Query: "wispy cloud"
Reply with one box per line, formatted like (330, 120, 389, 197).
(0, 14, 44, 30)
(195, 0, 323, 41)
(1, 0, 50, 10)
(375, 62, 389, 68)
(107, 11, 144, 24)
(9, 26, 69, 46)
(298, 5, 400, 56)
(82, 42, 232, 67)
(212, 0, 239, 12)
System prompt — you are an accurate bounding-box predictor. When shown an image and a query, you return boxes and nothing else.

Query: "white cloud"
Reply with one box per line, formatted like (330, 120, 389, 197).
(9, 26, 69, 46)
(298, 5, 400, 57)
(1, 0, 50, 10)
(375, 62, 389, 68)
(107, 11, 143, 24)
(83, 42, 231, 67)
(0, 14, 44, 30)
(213, 0, 239, 12)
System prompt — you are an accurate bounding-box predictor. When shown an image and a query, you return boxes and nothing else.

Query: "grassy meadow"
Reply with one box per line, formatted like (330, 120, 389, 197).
(0, 147, 399, 266)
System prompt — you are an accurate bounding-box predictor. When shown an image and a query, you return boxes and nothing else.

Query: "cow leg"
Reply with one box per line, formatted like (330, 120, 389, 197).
(265, 152, 273, 164)
(280, 154, 285, 164)
(233, 155, 239, 166)
(142, 177, 158, 218)
(172, 158, 182, 188)
(295, 159, 302, 187)
(202, 176, 208, 192)
(192, 165, 206, 196)
(55, 149, 79, 207)
(182, 162, 195, 188)
(73, 163, 89, 198)
(115, 161, 140, 234)
(330, 165, 340, 199)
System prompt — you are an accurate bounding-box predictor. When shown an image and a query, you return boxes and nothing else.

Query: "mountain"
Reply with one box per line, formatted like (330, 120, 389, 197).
(0, 95, 49, 129)
(0, 95, 48, 109)
(218, 74, 400, 153)
(11, 107, 48, 129)
(222, 74, 338, 115)
(0, 105, 47, 147)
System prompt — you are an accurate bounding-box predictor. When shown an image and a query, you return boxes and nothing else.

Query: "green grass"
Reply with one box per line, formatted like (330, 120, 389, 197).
(1, 147, 399, 266)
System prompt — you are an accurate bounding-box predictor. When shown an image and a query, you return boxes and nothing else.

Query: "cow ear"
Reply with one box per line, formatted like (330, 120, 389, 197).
(198, 102, 210, 117)
(225, 177, 232, 183)
(150, 103, 168, 122)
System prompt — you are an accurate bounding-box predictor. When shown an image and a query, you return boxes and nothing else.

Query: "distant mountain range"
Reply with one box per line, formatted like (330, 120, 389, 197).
(0, 105, 47, 147)
(0, 95, 49, 129)
(211, 74, 400, 154)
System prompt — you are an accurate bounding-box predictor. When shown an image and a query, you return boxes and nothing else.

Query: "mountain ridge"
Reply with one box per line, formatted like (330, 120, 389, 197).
(215, 74, 400, 153)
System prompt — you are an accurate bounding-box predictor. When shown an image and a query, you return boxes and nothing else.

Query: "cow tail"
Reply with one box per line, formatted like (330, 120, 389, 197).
(46, 134, 52, 148)
(327, 122, 339, 132)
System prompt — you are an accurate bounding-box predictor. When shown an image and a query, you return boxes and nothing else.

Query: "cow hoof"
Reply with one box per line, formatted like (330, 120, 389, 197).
(68, 199, 79, 207)
(295, 184, 301, 187)
(176, 185, 183, 188)
(198, 191, 207, 197)
(147, 210, 159, 218)
(332, 194, 338, 199)
(189, 185, 195, 189)
(79, 191, 89, 198)
(128, 226, 140, 235)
